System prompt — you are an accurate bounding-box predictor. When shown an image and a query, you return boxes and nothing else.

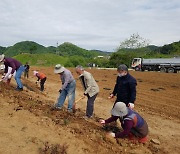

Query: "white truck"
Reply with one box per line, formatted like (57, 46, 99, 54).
(131, 57, 180, 73)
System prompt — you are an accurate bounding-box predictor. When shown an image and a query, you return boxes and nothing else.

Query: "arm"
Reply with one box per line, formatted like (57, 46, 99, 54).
(84, 73, 93, 95)
(61, 72, 71, 90)
(115, 120, 134, 138)
(4, 64, 8, 74)
(112, 77, 118, 96)
(8, 61, 16, 74)
(3, 67, 12, 80)
(36, 74, 40, 81)
(129, 80, 137, 103)
(105, 116, 119, 124)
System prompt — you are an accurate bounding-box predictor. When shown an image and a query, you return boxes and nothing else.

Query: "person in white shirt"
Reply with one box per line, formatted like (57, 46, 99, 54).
(1, 66, 16, 84)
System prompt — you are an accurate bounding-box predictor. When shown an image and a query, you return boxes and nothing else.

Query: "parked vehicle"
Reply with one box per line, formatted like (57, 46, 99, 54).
(131, 57, 180, 73)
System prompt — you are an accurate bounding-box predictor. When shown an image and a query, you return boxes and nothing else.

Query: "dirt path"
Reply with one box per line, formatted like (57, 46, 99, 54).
(0, 67, 180, 154)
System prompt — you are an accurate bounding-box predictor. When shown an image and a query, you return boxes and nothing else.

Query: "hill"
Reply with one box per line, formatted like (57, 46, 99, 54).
(57, 42, 100, 58)
(0, 46, 6, 54)
(4, 41, 49, 57)
(2, 41, 108, 58)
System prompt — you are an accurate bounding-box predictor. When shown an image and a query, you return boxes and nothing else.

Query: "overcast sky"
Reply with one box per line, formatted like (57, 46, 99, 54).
(0, 0, 180, 51)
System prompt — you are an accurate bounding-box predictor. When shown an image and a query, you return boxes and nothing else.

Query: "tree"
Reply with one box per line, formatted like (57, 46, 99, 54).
(118, 33, 150, 49)
(30, 45, 37, 54)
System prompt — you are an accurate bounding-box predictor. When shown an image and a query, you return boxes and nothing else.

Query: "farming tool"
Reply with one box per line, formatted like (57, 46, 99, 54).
(72, 96, 85, 113)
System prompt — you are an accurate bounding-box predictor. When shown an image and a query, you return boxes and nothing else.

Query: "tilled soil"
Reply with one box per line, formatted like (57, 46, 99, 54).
(0, 67, 180, 154)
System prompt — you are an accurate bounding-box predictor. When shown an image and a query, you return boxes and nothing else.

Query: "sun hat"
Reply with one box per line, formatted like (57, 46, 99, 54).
(0, 54, 5, 62)
(33, 71, 38, 76)
(111, 102, 128, 117)
(54, 64, 65, 74)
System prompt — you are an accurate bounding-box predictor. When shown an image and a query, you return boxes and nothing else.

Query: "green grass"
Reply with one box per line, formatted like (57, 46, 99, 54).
(14, 53, 69, 66)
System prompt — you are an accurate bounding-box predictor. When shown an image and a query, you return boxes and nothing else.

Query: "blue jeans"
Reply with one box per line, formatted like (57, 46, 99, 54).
(57, 80, 76, 110)
(15, 65, 25, 89)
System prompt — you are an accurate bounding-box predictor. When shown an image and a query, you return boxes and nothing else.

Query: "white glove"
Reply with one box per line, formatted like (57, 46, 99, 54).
(8, 74, 12, 79)
(128, 103, 134, 109)
(108, 132, 115, 138)
(99, 119, 105, 124)
(108, 94, 114, 99)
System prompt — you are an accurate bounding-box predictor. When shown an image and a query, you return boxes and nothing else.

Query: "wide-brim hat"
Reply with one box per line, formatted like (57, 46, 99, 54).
(0, 54, 5, 62)
(54, 64, 65, 74)
(111, 102, 128, 117)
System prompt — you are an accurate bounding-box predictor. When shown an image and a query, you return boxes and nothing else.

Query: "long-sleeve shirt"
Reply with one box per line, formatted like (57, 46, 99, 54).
(3, 67, 16, 80)
(79, 71, 99, 97)
(105, 116, 134, 138)
(36, 72, 46, 81)
(24, 64, 30, 71)
(112, 73, 137, 105)
(105, 108, 148, 138)
(60, 68, 74, 90)
(4, 57, 22, 74)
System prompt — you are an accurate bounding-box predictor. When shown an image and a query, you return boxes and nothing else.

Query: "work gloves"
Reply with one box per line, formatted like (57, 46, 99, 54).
(84, 93, 88, 96)
(99, 119, 105, 125)
(108, 93, 114, 99)
(108, 132, 115, 138)
(128, 103, 134, 109)
(59, 89, 62, 93)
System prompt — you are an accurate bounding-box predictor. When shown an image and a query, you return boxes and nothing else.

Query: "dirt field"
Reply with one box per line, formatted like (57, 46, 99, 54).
(0, 67, 180, 154)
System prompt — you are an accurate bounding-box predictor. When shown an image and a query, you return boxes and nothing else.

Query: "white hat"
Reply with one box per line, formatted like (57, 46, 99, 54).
(54, 64, 65, 74)
(0, 54, 5, 62)
(111, 102, 128, 117)
(33, 71, 38, 76)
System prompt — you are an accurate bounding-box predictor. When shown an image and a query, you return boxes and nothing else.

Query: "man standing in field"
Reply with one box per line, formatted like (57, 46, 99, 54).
(24, 62, 30, 79)
(54, 64, 76, 112)
(109, 64, 137, 109)
(0, 54, 25, 91)
(76, 65, 99, 119)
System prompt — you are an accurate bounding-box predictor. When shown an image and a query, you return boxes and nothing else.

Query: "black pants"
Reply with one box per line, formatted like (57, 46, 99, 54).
(24, 71, 29, 78)
(40, 77, 46, 91)
(86, 93, 98, 117)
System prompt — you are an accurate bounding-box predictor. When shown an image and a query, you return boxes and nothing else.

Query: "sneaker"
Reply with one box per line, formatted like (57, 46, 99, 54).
(15, 87, 23, 91)
(50, 106, 62, 111)
(67, 109, 73, 113)
(138, 136, 148, 143)
(83, 115, 93, 121)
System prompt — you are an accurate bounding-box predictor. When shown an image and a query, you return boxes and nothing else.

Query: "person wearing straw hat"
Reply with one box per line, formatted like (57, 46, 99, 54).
(0, 54, 25, 91)
(54, 64, 76, 112)
(33, 71, 47, 91)
(99, 102, 149, 143)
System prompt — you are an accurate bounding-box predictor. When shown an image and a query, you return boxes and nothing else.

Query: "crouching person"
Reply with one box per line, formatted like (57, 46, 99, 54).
(54, 64, 76, 112)
(33, 71, 47, 91)
(100, 102, 148, 143)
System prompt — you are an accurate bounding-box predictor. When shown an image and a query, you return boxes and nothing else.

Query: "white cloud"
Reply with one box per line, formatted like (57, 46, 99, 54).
(0, 0, 180, 51)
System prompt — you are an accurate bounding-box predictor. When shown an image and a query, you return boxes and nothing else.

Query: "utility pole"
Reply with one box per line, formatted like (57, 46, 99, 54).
(56, 42, 58, 55)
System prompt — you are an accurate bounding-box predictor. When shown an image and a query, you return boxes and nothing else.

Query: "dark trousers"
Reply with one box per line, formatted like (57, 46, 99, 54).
(24, 71, 29, 78)
(86, 93, 98, 117)
(40, 77, 46, 91)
